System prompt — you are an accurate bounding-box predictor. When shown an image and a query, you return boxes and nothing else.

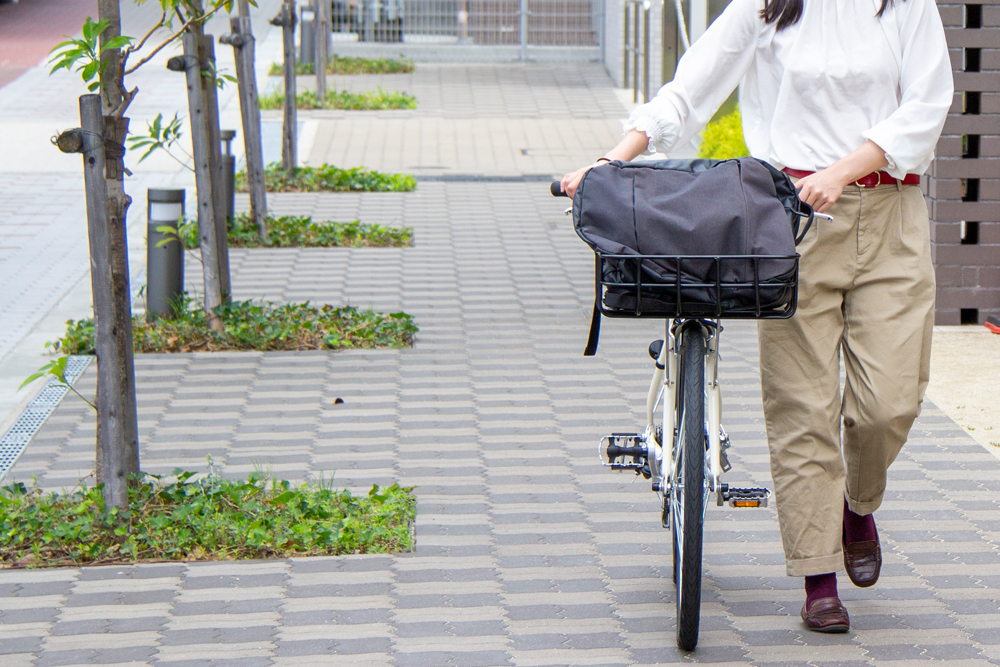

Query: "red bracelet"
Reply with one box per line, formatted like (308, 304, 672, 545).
(596, 157, 611, 164)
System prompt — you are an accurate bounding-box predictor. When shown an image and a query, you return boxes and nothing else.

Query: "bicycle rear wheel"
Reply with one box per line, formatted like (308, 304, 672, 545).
(672, 328, 706, 651)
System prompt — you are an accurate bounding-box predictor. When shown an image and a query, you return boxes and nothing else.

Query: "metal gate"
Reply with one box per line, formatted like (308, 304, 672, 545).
(332, 0, 602, 47)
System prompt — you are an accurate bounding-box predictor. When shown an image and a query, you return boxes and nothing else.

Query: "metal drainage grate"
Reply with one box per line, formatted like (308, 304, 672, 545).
(0, 356, 93, 482)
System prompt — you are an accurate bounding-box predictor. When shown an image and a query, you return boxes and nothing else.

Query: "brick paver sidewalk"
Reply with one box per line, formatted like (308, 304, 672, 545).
(4, 184, 1000, 666)
(290, 63, 646, 176)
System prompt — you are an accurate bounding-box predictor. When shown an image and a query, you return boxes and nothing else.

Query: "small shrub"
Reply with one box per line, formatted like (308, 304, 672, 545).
(176, 214, 412, 249)
(237, 163, 417, 193)
(259, 87, 416, 111)
(49, 300, 418, 355)
(0, 473, 416, 567)
(269, 55, 415, 76)
(698, 107, 749, 160)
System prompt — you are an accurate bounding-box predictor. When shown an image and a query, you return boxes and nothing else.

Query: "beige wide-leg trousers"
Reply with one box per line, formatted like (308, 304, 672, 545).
(758, 182, 936, 577)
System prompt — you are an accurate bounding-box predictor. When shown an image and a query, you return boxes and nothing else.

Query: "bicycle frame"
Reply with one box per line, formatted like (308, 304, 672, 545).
(646, 319, 722, 504)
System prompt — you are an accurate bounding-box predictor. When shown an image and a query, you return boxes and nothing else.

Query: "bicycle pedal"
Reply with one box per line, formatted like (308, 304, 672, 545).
(601, 433, 646, 471)
(716, 483, 770, 508)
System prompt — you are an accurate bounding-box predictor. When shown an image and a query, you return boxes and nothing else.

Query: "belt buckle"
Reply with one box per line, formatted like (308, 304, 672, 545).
(855, 172, 881, 189)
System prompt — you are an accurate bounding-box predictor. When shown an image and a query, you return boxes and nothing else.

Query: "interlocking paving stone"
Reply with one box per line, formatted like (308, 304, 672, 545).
(3, 76, 1000, 667)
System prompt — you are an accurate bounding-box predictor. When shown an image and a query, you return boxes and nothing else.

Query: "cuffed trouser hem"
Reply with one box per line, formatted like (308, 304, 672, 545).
(846, 493, 884, 517)
(786, 553, 845, 577)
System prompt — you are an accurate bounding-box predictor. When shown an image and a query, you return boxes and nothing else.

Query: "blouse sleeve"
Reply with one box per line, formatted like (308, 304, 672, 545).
(625, 0, 759, 154)
(862, 0, 954, 177)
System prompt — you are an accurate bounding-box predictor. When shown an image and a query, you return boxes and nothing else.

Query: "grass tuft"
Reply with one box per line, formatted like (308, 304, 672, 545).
(259, 88, 416, 111)
(175, 214, 412, 249)
(237, 163, 416, 193)
(0, 473, 415, 567)
(49, 300, 418, 355)
(269, 55, 415, 76)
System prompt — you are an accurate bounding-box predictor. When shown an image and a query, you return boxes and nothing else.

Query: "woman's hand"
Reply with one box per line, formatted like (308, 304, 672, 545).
(794, 168, 847, 214)
(559, 130, 653, 198)
(795, 140, 890, 213)
(560, 162, 605, 199)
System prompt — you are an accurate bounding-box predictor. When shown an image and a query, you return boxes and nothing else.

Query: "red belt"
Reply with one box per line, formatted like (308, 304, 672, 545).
(782, 167, 920, 188)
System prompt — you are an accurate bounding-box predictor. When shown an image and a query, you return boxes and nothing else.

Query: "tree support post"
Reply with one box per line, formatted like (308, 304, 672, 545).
(181, 32, 224, 330)
(79, 94, 139, 511)
(222, 7, 269, 242)
(201, 35, 232, 301)
(315, 0, 329, 101)
(271, 1, 297, 173)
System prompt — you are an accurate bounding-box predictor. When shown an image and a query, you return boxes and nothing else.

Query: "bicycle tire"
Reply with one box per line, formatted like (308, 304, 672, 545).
(674, 329, 706, 651)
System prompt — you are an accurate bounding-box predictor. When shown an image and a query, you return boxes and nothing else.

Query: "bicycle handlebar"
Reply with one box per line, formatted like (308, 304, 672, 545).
(550, 181, 568, 198)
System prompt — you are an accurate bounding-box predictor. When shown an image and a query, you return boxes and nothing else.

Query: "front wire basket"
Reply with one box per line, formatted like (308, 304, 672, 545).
(595, 253, 801, 319)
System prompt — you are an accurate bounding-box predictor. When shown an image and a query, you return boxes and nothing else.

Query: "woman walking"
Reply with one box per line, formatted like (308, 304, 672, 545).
(561, 0, 953, 632)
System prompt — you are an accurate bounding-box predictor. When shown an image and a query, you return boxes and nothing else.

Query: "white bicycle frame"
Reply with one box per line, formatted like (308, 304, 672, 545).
(645, 320, 722, 506)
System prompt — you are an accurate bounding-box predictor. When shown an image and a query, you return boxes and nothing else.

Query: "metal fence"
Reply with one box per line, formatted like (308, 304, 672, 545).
(329, 0, 601, 47)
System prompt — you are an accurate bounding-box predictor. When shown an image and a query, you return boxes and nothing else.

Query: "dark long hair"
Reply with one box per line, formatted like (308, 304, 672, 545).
(760, 0, 901, 30)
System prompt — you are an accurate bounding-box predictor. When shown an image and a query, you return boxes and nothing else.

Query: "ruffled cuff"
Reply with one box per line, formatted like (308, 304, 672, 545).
(623, 113, 661, 155)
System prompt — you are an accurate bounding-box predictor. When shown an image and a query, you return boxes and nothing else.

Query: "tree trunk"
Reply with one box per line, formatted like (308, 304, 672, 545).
(280, 0, 297, 173)
(201, 35, 232, 301)
(79, 96, 137, 511)
(229, 3, 269, 241)
(182, 31, 224, 331)
(96, 0, 140, 504)
(98, 0, 122, 115)
(315, 0, 328, 101)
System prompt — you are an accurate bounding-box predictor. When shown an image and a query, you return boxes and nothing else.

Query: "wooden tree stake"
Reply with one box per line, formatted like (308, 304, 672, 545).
(79, 94, 138, 510)
(315, 0, 329, 101)
(272, 0, 298, 173)
(182, 32, 224, 330)
(201, 35, 232, 301)
(224, 10, 269, 242)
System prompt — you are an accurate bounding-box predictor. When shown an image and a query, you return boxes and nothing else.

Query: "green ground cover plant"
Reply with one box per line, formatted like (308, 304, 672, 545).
(0, 472, 415, 567)
(698, 107, 749, 160)
(173, 214, 412, 249)
(237, 163, 417, 193)
(269, 55, 415, 76)
(49, 300, 418, 355)
(259, 88, 416, 111)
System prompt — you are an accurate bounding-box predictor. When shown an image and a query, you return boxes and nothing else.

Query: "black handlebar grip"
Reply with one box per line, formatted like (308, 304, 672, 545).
(550, 181, 568, 197)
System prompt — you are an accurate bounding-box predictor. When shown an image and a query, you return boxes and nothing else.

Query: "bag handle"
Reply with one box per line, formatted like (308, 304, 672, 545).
(793, 208, 815, 245)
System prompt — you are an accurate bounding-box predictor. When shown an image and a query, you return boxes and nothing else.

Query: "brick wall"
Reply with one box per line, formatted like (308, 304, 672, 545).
(928, 0, 1000, 324)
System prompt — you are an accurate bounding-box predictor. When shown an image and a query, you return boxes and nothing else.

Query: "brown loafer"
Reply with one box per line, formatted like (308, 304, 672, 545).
(843, 533, 882, 588)
(800, 597, 850, 633)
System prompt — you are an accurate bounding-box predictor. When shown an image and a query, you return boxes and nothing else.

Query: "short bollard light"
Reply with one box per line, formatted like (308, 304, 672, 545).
(146, 189, 185, 321)
(221, 129, 237, 223)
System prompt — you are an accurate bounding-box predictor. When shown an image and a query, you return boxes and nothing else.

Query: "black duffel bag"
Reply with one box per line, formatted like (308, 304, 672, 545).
(573, 157, 814, 355)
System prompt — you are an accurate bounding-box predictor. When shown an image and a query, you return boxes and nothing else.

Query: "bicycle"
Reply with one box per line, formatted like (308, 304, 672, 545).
(552, 179, 815, 650)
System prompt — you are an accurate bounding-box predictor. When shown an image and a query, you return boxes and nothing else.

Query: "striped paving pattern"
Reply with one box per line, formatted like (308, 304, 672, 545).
(3, 183, 1000, 665)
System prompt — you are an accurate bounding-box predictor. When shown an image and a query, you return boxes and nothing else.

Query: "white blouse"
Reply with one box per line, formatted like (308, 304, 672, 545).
(626, 0, 954, 178)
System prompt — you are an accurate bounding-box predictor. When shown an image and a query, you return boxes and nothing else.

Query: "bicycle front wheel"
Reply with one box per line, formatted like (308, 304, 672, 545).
(672, 328, 706, 651)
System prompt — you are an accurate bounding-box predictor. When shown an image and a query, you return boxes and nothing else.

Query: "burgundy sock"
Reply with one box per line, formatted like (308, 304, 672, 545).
(843, 497, 878, 544)
(805, 573, 838, 606)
